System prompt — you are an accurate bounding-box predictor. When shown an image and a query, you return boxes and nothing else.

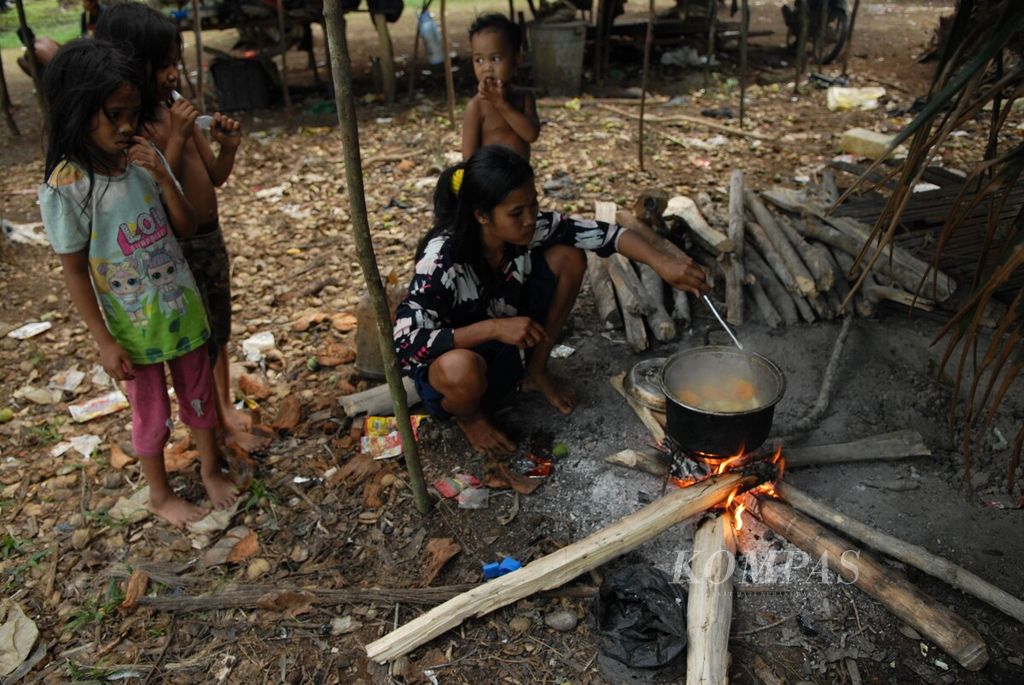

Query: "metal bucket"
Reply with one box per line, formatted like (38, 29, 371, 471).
(527, 21, 587, 97)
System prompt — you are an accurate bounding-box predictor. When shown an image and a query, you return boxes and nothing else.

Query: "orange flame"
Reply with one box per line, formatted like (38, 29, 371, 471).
(715, 448, 748, 475)
(725, 487, 746, 531)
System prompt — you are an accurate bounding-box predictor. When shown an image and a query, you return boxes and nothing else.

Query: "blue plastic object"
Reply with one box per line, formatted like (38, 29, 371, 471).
(499, 557, 522, 574)
(482, 562, 502, 580)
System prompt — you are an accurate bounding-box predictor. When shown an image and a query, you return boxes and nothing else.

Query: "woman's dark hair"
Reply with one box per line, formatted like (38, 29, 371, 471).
(468, 13, 523, 53)
(95, 1, 182, 123)
(418, 145, 535, 294)
(42, 39, 143, 196)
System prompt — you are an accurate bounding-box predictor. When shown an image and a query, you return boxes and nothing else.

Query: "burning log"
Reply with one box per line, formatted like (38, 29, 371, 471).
(783, 430, 930, 468)
(744, 190, 817, 298)
(775, 482, 1024, 625)
(686, 513, 737, 685)
(726, 170, 746, 326)
(586, 251, 623, 329)
(365, 473, 749, 663)
(747, 495, 989, 671)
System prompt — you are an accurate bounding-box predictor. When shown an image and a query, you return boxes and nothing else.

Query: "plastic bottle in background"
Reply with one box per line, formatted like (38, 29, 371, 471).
(418, 11, 444, 66)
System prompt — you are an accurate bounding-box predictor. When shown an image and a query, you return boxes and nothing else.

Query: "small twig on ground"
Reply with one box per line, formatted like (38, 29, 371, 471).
(731, 611, 800, 637)
(142, 615, 177, 685)
(779, 314, 854, 435)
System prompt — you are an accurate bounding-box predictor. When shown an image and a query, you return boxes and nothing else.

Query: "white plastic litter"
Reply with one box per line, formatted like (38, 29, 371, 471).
(7, 322, 52, 340)
(241, 331, 276, 362)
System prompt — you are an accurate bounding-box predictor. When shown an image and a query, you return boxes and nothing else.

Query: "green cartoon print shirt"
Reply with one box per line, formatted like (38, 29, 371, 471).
(39, 157, 210, 365)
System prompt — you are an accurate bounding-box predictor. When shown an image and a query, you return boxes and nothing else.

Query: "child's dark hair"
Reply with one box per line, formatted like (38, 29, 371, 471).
(95, 1, 182, 123)
(42, 39, 143, 189)
(418, 146, 535, 293)
(468, 13, 523, 53)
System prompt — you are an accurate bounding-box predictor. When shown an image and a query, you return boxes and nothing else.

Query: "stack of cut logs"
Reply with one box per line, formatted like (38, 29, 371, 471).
(588, 172, 957, 351)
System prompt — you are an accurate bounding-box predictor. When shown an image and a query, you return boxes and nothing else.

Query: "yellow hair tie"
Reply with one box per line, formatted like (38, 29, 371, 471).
(451, 168, 464, 195)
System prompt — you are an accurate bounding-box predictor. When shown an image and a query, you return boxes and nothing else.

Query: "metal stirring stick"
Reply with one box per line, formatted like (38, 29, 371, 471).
(702, 295, 744, 350)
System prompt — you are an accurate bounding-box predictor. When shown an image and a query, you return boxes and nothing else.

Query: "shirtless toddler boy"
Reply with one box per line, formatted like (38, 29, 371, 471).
(462, 14, 540, 161)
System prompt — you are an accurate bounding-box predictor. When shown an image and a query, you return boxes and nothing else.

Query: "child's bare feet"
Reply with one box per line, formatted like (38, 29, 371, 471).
(523, 370, 576, 415)
(456, 414, 516, 456)
(201, 468, 241, 510)
(149, 490, 208, 528)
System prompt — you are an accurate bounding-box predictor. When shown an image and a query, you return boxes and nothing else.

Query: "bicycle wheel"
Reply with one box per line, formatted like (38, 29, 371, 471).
(816, 7, 849, 64)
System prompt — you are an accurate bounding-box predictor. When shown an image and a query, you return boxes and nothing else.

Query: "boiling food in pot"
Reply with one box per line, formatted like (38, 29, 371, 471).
(674, 376, 761, 413)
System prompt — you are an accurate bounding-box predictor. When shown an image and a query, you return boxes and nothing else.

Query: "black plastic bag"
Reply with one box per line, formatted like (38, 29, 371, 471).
(588, 564, 687, 683)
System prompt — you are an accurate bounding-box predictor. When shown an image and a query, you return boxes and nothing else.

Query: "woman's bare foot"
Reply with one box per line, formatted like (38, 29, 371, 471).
(456, 414, 516, 456)
(523, 370, 576, 414)
(201, 469, 241, 510)
(149, 491, 208, 528)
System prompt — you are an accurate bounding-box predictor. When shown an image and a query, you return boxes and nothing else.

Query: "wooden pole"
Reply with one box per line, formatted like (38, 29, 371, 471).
(322, 0, 430, 514)
(738, 0, 749, 128)
(190, 0, 205, 112)
(0, 47, 20, 136)
(366, 473, 747, 662)
(13, 0, 44, 115)
(276, 0, 293, 111)
(726, 170, 745, 325)
(794, 0, 808, 95)
(638, 0, 655, 171)
(750, 496, 989, 671)
(841, 0, 862, 77)
(440, 0, 456, 126)
(686, 513, 736, 685)
(775, 481, 1024, 625)
(407, 8, 423, 100)
(372, 13, 396, 105)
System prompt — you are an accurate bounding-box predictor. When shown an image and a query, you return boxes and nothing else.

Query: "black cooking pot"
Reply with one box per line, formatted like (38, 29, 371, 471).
(659, 346, 786, 456)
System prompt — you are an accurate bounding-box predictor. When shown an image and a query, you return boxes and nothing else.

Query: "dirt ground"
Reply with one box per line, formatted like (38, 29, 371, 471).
(2, 0, 1024, 683)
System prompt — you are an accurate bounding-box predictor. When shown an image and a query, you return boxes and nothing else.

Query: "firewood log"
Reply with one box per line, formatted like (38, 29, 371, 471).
(776, 481, 1024, 625)
(776, 213, 834, 292)
(339, 378, 420, 417)
(666, 196, 735, 254)
(638, 262, 678, 342)
(782, 430, 931, 467)
(686, 514, 736, 685)
(821, 245, 851, 307)
(613, 208, 693, 328)
(744, 190, 817, 297)
(745, 242, 814, 322)
(726, 170, 746, 326)
(743, 248, 799, 325)
(746, 279, 783, 328)
(607, 253, 656, 316)
(762, 188, 955, 302)
(365, 473, 748, 663)
(750, 496, 988, 671)
(586, 251, 623, 329)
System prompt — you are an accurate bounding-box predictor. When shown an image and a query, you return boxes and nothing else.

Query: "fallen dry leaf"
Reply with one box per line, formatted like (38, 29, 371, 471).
(396, 158, 416, 172)
(238, 374, 273, 400)
(362, 467, 394, 509)
(163, 436, 198, 473)
(119, 569, 149, 612)
(484, 459, 544, 495)
(204, 525, 258, 566)
(331, 312, 358, 332)
(418, 538, 461, 587)
(403, 647, 446, 684)
(109, 443, 136, 469)
(337, 453, 381, 486)
(246, 557, 273, 580)
(256, 590, 316, 617)
(272, 395, 302, 431)
(316, 341, 357, 367)
(108, 486, 152, 525)
(291, 311, 327, 332)
(0, 602, 38, 677)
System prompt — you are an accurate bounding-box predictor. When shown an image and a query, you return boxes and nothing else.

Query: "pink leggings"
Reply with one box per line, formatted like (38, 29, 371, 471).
(124, 346, 218, 457)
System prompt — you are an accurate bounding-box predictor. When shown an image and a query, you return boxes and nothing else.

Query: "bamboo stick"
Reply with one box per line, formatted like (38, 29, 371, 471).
(686, 513, 736, 685)
(323, 0, 429, 514)
(366, 473, 747, 662)
(775, 481, 1024, 625)
(750, 496, 988, 671)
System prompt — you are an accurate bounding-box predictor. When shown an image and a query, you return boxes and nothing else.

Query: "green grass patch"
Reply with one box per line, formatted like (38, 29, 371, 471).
(63, 578, 125, 633)
(0, 0, 81, 51)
